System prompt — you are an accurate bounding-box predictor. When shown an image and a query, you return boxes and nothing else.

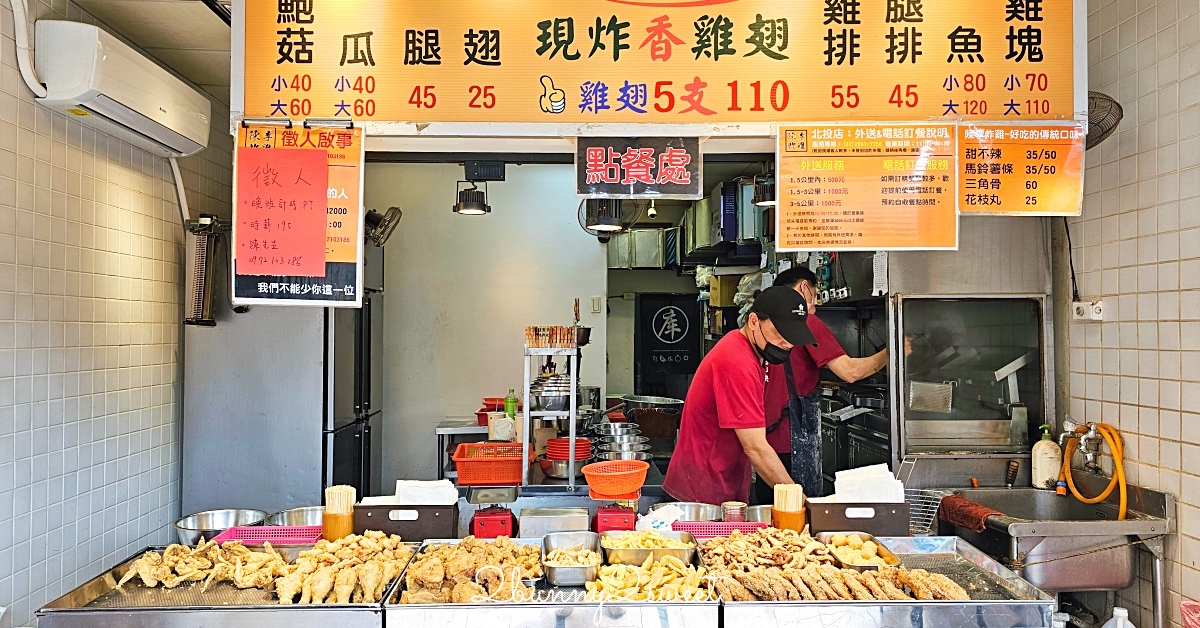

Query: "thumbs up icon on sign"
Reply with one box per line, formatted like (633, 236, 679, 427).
(539, 76, 566, 114)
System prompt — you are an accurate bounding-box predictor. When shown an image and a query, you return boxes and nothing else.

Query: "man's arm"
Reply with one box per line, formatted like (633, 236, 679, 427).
(735, 428, 795, 488)
(825, 348, 888, 383)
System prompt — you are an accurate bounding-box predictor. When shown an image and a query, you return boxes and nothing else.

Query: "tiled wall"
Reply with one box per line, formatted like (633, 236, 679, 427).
(1073, 0, 1200, 625)
(0, 0, 230, 624)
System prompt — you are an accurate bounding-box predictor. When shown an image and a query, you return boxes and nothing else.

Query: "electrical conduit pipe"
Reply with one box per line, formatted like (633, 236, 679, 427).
(1057, 422, 1128, 520)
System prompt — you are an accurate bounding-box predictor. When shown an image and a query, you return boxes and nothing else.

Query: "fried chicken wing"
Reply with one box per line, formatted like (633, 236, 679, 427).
(356, 561, 383, 604)
(334, 566, 358, 604)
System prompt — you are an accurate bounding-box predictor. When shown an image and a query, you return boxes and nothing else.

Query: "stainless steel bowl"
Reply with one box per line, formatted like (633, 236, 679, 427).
(746, 505, 774, 523)
(266, 506, 324, 526)
(648, 502, 723, 522)
(173, 509, 268, 545)
(538, 456, 587, 479)
(530, 394, 570, 411)
(599, 435, 649, 446)
(591, 423, 640, 437)
(596, 451, 653, 462)
(601, 443, 651, 453)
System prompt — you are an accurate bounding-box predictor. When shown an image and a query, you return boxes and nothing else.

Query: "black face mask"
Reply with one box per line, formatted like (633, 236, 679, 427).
(753, 326, 791, 365)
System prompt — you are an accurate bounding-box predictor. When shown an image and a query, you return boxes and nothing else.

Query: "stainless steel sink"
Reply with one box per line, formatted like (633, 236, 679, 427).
(946, 474, 1172, 596)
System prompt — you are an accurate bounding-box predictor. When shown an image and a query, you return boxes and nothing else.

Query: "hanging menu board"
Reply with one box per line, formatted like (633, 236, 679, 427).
(233, 125, 365, 307)
(776, 123, 958, 252)
(957, 123, 1085, 215)
(239, 0, 1077, 125)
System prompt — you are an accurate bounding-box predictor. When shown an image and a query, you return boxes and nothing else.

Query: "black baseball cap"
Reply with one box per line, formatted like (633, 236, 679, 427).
(751, 286, 817, 347)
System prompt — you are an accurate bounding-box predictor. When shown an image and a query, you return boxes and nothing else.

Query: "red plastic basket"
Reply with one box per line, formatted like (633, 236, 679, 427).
(582, 460, 649, 496)
(210, 525, 323, 545)
(671, 521, 768, 541)
(452, 442, 530, 486)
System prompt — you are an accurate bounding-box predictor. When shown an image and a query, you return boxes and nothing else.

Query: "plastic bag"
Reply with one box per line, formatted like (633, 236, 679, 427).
(636, 504, 683, 532)
(695, 266, 714, 289)
(733, 272, 763, 307)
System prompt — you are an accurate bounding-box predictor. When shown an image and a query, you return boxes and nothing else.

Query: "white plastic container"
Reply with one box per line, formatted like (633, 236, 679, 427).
(1031, 423, 1063, 490)
(1101, 607, 1134, 628)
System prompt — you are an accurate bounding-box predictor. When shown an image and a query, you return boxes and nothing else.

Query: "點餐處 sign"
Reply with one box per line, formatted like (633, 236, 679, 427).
(240, 0, 1076, 125)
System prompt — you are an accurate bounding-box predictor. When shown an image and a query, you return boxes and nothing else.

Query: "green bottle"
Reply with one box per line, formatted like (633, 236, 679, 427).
(504, 388, 519, 418)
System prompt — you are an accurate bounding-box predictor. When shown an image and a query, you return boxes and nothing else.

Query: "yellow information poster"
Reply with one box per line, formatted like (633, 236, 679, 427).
(957, 123, 1084, 215)
(234, 125, 365, 306)
(777, 124, 958, 251)
(241, 0, 1074, 124)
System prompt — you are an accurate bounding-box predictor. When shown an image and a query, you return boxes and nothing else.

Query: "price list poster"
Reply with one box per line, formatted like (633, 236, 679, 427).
(776, 124, 958, 252)
(233, 125, 365, 307)
(957, 123, 1085, 216)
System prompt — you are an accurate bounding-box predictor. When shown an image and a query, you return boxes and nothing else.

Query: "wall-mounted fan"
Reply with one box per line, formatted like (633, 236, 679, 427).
(1086, 91, 1123, 150)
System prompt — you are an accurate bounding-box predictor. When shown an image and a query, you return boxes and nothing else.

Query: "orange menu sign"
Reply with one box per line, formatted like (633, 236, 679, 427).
(958, 124, 1084, 215)
(776, 124, 958, 252)
(233, 126, 365, 306)
(240, 0, 1075, 124)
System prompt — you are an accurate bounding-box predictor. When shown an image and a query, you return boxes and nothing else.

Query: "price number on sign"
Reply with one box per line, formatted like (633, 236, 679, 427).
(727, 80, 789, 112)
(408, 86, 437, 109)
(468, 86, 496, 109)
(830, 85, 860, 109)
(889, 85, 919, 108)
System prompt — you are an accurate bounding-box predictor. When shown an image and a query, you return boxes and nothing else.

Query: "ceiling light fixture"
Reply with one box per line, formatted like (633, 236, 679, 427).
(584, 199, 624, 232)
(453, 181, 491, 215)
(752, 175, 776, 207)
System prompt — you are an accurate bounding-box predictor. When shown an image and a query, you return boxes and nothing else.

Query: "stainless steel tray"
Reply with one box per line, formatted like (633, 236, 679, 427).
(814, 531, 902, 571)
(721, 537, 1054, 628)
(600, 530, 697, 566)
(37, 542, 419, 628)
(384, 537, 547, 604)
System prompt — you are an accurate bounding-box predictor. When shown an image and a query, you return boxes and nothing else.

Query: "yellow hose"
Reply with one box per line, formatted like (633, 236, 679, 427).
(1057, 423, 1127, 520)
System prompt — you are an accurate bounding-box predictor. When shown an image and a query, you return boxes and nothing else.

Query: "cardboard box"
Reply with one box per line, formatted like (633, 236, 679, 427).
(709, 275, 741, 307)
(807, 502, 910, 537)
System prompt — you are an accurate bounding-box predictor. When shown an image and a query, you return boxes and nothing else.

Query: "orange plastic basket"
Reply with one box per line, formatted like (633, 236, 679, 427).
(451, 443, 529, 486)
(581, 460, 650, 496)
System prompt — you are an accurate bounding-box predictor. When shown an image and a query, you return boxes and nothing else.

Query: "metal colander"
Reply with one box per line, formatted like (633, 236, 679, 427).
(908, 381, 956, 414)
(906, 488, 949, 535)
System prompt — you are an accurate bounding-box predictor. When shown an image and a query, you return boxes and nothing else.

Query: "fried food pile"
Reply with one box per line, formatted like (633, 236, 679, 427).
(701, 528, 836, 571)
(601, 530, 694, 550)
(275, 531, 413, 604)
(117, 540, 289, 591)
(702, 529, 971, 602)
(828, 533, 891, 567)
(544, 544, 601, 567)
(584, 555, 711, 602)
(398, 536, 543, 604)
(115, 531, 413, 605)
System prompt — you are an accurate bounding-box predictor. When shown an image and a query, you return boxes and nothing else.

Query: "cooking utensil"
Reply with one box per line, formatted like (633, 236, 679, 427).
(600, 443, 651, 453)
(591, 423, 640, 437)
(908, 380, 956, 414)
(521, 508, 590, 539)
(173, 509, 268, 545)
(530, 394, 570, 411)
(537, 456, 588, 482)
(595, 451, 653, 461)
(604, 395, 685, 418)
(746, 505, 774, 523)
(600, 530, 697, 566)
(648, 502, 722, 522)
(266, 506, 324, 526)
(543, 531, 601, 586)
(599, 435, 649, 446)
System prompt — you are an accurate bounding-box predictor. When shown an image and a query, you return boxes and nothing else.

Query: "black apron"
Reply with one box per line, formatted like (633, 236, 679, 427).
(769, 358, 825, 498)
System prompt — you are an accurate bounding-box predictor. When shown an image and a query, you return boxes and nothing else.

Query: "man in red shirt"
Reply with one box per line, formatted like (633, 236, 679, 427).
(663, 287, 817, 505)
(752, 267, 895, 505)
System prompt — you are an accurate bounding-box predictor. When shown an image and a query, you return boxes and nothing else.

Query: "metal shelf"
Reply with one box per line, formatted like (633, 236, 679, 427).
(529, 411, 570, 417)
(525, 347, 579, 356)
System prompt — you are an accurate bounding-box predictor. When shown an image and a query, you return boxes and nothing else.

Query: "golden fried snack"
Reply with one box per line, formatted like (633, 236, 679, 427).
(817, 565, 854, 600)
(781, 568, 816, 600)
(545, 544, 602, 567)
(896, 569, 934, 601)
(857, 570, 888, 600)
(839, 569, 876, 600)
(602, 530, 693, 550)
(798, 565, 835, 600)
(732, 570, 779, 601)
(451, 581, 488, 603)
(712, 574, 757, 601)
(921, 570, 972, 601)
(762, 569, 803, 601)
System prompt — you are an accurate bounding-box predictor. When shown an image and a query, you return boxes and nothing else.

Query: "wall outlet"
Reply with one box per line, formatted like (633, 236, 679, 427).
(1090, 300, 1104, 321)
(1071, 301, 1092, 320)
(591, 296, 602, 313)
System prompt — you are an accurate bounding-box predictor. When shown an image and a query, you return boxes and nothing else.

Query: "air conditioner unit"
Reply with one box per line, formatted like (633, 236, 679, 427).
(34, 21, 211, 157)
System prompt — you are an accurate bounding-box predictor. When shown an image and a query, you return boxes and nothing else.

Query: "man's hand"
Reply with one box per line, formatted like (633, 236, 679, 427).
(735, 428, 794, 488)
(904, 335, 913, 357)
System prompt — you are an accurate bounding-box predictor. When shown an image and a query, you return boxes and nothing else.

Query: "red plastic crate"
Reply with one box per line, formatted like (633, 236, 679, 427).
(671, 521, 768, 541)
(210, 525, 323, 545)
(452, 442, 529, 486)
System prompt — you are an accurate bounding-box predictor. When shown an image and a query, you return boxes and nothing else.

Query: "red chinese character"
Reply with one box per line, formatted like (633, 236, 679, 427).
(318, 131, 334, 148)
(280, 129, 299, 147)
(620, 148, 656, 185)
(657, 148, 692, 184)
(641, 15, 685, 62)
(584, 146, 620, 184)
(680, 77, 716, 115)
(297, 130, 317, 148)
(336, 132, 353, 148)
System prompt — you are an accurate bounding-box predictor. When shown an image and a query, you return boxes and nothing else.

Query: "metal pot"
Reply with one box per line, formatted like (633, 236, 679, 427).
(267, 506, 325, 526)
(596, 451, 653, 462)
(605, 395, 685, 418)
(591, 422, 640, 437)
(552, 411, 595, 435)
(530, 394, 570, 411)
(575, 326, 593, 347)
(173, 509, 268, 545)
(538, 456, 587, 479)
(648, 502, 723, 522)
(599, 435, 649, 446)
(746, 505, 774, 523)
(601, 443, 651, 453)
(578, 386, 602, 409)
